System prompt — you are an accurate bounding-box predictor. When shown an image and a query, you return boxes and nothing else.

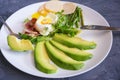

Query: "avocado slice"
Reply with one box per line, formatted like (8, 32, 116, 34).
(50, 40, 93, 61)
(7, 35, 34, 51)
(53, 34, 96, 50)
(45, 41, 84, 70)
(34, 41, 57, 74)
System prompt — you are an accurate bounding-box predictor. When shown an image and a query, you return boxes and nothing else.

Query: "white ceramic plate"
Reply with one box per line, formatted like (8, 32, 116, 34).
(0, 1, 112, 78)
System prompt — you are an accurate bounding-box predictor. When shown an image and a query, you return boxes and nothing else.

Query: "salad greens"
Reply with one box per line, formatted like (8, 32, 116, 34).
(51, 7, 83, 37)
(19, 6, 84, 44)
(19, 33, 50, 44)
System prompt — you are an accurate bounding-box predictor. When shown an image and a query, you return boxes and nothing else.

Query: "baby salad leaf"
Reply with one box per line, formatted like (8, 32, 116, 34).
(19, 33, 50, 44)
(19, 33, 37, 44)
(51, 7, 84, 37)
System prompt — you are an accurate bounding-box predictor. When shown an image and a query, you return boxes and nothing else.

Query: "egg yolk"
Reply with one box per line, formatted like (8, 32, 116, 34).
(32, 9, 49, 19)
(32, 12, 41, 19)
(39, 9, 49, 16)
(41, 18, 52, 24)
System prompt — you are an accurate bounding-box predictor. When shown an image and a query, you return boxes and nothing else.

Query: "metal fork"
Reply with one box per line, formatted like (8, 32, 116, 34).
(80, 25, 120, 31)
(0, 16, 20, 38)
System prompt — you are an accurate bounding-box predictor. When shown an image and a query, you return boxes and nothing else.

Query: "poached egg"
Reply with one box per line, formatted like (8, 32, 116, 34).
(35, 13, 58, 35)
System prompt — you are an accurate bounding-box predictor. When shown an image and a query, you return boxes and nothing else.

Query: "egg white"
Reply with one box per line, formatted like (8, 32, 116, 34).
(35, 16, 52, 35)
(35, 13, 58, 36)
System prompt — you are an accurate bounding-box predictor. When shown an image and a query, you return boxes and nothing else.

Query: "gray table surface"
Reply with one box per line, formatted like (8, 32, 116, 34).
(0, 0, 120, 80)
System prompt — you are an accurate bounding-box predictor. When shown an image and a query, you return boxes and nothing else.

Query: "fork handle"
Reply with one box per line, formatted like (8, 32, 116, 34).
(81, 25, 120, 31)
(0, 16, 14, 33)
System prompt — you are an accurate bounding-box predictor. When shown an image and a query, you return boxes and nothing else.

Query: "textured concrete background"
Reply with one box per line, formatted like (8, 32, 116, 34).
(0, 0, 120, 80)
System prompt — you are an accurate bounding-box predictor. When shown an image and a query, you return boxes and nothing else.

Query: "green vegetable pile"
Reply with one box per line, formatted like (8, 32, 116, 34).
(19, 7, 84, 44)
(51, 7, 84, 36)
(19, 33, 50, 44)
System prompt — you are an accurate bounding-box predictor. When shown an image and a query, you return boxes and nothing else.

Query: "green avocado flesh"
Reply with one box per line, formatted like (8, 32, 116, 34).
(53, 34, 97, 50)
(50, 40, 93, 61)
(7, 35, 34, 51)
(45, 41, 84, 70)
(34, 41, 57, 74)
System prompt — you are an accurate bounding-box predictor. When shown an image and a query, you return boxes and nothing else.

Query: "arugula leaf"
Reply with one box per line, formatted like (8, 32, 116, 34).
(19, 33, 37, 44)
(19, 33, 50, 44)
(51, 7, 84, 37)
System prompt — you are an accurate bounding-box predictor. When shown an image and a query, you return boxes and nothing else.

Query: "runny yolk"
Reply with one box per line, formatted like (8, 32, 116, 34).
(39, 9, 49, 16)
(32, 12, 41, 19)
(41, 18, 52, 24)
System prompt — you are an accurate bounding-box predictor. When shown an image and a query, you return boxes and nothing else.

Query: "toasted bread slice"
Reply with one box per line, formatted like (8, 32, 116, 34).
(63, 2, 76, 14)
(38, 4, 46, 12)
(38, 1, 77, 14)
(44, 1, 63, 12)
